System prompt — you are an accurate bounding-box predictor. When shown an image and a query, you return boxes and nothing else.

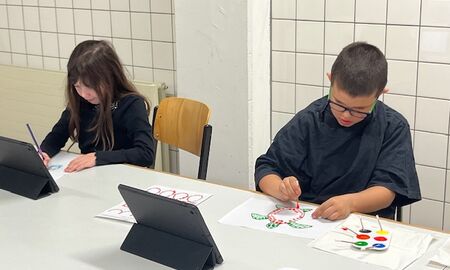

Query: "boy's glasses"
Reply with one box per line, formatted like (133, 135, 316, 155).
(328, 100, 373, 119)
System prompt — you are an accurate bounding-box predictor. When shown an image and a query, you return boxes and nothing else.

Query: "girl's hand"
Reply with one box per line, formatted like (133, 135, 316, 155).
(64, 153, 96, 172)
(41, 152, 51, 167)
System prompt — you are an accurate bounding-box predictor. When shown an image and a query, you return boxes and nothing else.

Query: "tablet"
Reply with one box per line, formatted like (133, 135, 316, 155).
(0, 136, 59, 199)
(118, 184, 223, 268)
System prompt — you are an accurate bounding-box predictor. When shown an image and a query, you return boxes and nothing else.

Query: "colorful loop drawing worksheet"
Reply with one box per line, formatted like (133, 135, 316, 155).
(219, 197, 340, 239)
(96, 185, 212, 223)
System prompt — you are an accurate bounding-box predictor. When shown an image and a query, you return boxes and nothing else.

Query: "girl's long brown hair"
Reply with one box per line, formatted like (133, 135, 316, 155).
(66, 40, 150, 150)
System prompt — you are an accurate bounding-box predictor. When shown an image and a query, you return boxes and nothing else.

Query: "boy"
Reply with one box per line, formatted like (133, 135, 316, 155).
(255, 42, 420, 220)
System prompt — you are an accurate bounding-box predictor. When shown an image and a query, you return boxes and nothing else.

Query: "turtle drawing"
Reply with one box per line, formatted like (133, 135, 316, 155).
(251, 204, 313, 229)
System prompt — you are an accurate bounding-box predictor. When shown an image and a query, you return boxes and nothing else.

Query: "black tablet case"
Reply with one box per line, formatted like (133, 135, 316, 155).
(0, 136, 59, 199)
(118, 184, 223, 270)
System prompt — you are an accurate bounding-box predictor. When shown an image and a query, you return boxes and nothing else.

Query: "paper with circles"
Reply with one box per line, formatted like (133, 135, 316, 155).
(96, 185, 212, 223)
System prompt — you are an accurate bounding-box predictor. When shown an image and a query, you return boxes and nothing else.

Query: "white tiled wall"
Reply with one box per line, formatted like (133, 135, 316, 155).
(272, 82, 295, 114)
(410, 198, 444, 230)
(0, 0, 176, 95)
(416, 165, 446, 201)
(447, 171, 450, 203)
(444, 203, 450, 232)
(271, 0, 450, 230)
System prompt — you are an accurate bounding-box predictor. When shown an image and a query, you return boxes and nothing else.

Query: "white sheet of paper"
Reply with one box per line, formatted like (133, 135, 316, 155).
(97, 201, 136, 223)
(219, 197, 340, 239)
(47, 151, 79, 180)
(430, 238, 450, 267)
(96, 185, 213, 223)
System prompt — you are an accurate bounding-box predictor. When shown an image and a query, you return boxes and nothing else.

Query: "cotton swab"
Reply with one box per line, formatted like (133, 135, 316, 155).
(376, 215, 383, 231)
(358, 217, 372, 233)
(342, 227, 358, 235)
(335, 239, 355, 244)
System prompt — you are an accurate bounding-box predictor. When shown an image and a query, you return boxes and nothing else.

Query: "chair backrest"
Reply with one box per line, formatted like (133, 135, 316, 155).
(134, 81, 167, 171)
(152, 97, 212, 179)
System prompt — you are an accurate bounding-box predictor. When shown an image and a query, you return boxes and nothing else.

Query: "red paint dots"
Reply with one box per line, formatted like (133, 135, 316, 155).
(356, 234, 370, 240)
(374, 236, 387, 241)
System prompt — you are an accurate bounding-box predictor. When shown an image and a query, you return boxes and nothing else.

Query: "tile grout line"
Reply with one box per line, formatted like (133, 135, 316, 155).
(20, 0, 29, 67)
(150, 0, 155, 89)
(293, 0, 297, 123)
(37, 3, 45, 69)
(322, 0, 327, 96)
(5, 2, 13, 64)
(270, 0, 275, 140)
(127, 0, 134, 79)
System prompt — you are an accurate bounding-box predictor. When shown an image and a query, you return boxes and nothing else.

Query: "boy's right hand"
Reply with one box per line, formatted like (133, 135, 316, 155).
(41, 152, 51, 167)
(278, 176, 302, 201)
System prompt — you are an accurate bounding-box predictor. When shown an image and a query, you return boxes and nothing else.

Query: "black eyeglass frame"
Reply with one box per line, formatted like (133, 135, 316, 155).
(327, 99, 375, 119)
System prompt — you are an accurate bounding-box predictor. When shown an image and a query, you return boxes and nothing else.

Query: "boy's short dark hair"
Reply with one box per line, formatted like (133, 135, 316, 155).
(331, 42, 387, 97)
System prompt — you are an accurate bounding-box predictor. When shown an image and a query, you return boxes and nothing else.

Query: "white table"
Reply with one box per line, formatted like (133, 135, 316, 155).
(0, 164, 448, 269)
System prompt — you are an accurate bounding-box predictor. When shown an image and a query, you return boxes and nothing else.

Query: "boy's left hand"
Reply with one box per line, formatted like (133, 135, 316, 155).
(64, 153, 96, 172)
(312, 194, 354, 221)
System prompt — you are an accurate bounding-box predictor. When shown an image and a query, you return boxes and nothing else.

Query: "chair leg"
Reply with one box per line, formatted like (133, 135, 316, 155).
(150, 106, 159, 169)
(198, 125, 212, 180)
(396, 206, 402, 222)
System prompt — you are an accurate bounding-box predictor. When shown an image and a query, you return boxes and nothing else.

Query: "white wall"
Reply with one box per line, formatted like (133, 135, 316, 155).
(247, 0, 271, 190)
(174, 0, 270, 188)
(0, 0, 177, 95)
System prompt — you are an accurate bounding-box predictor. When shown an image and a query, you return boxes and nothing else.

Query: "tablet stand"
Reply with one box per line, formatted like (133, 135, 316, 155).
(121, 223, 215, 270)
(0, 165, 53, 199)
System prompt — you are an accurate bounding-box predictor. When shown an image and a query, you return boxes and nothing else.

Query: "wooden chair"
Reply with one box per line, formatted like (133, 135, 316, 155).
(152, 97, 212, 180)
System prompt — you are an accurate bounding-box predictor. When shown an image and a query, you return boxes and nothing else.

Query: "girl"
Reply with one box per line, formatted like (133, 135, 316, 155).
(41, 40, 155, 172)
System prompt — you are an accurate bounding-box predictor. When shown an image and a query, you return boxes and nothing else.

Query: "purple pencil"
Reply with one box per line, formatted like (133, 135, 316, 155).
(26, 123, 44, 159)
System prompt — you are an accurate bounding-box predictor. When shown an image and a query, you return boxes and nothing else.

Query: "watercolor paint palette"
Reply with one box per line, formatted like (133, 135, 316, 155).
(340, 215, 392, 251)
(350, 228, 391, 251)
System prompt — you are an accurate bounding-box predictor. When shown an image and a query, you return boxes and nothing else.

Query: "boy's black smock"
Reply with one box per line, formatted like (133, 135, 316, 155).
(255, 96, 421, 218)
(41, 95, 155, 167)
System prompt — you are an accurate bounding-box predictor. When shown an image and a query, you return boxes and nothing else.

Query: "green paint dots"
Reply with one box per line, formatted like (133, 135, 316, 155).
(288, 222, 313, 229)
(251, 213, 268, 220)
(354, 241, 368, 247)
(266, 222, 280, 229)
